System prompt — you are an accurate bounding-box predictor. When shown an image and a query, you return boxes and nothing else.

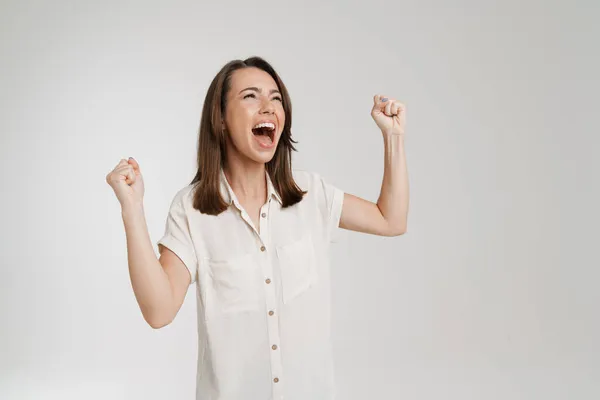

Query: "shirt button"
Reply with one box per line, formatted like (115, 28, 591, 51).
(273, 377, 279, 383)
(272, 344, 278, 350)
(265, 278, 271, 284)
(268, 310, 274, 316)
(261, 212, 267, 218)
(260, 246, 266, 252)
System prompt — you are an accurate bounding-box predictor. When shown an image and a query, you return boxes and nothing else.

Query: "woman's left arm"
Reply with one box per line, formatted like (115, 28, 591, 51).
(339, 95, 409, 237)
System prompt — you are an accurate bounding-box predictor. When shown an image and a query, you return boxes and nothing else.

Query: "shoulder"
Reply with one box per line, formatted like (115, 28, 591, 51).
(292, 169, 325, 191)
(168, 183, 197, 210)
(292, 169, 344, 212)
(292, 169, 342, 194)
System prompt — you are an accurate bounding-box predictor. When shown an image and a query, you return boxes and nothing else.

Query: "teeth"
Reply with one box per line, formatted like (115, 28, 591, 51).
(252, 122, 275, 130)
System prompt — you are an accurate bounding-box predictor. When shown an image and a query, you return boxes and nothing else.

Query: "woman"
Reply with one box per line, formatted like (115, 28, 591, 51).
(106, 56, 408, 400)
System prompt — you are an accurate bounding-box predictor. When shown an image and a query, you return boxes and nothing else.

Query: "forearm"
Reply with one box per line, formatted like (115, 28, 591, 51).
(376, 134, 409, 233)
(121, 203, 175, 326)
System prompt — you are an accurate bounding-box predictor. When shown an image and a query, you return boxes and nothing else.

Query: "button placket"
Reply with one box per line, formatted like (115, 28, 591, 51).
(258, 201, 284, 399)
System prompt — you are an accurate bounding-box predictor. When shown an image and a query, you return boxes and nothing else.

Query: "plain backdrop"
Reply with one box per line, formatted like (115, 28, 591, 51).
(1, 0, 598, 399)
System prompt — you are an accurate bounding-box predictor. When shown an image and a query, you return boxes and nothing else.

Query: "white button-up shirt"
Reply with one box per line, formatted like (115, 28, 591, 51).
(157, 168, 344, 400)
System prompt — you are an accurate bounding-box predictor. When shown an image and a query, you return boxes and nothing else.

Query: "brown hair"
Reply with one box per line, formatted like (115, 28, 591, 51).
(189, 56, 306, 215)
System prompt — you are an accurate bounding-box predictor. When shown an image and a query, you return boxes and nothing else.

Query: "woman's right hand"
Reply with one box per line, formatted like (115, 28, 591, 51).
(106, 157, 145, 208)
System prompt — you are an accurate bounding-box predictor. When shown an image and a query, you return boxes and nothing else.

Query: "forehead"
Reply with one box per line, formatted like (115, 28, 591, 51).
(230, 67, 278, 92)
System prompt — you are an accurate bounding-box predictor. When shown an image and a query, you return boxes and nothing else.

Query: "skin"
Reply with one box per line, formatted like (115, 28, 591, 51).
(220, 67, 286, 231)
(340, 94, 409, 236)
(106, 67, 409, 329)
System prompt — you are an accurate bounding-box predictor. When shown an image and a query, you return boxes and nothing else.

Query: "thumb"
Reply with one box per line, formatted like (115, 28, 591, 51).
(372, 94, 389, 112)
(128, 157, 141, 174)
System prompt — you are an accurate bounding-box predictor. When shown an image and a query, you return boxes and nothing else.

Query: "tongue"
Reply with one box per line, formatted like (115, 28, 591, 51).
(254, 134, 273, 146)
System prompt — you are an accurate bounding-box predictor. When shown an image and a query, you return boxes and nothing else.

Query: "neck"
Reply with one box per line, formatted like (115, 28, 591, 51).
(223, 157, 267, 203)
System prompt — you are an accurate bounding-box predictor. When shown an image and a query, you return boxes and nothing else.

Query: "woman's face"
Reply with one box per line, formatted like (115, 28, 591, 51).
(223, 67, 286, 165)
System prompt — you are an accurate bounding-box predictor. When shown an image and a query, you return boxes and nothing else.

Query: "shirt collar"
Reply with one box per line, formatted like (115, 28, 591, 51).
(219, 168, 282, 208)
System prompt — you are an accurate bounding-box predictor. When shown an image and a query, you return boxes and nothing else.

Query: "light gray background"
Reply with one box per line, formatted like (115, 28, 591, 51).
(1, 0, 598, 399)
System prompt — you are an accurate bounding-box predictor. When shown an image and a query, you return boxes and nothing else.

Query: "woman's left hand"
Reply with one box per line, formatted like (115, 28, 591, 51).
(371, 94, 406, 137)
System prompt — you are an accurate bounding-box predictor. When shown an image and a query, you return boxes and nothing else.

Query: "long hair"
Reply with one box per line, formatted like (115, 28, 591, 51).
(189, 56, 306, 215)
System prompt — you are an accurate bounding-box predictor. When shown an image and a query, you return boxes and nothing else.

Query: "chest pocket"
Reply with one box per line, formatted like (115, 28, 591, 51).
(204, 252, 260, 320)
(276, 234, 319, 304)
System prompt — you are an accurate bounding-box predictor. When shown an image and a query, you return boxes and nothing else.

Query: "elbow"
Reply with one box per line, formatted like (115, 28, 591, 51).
(143, 310, 174, 330)
(148, 319, 171, 329)
(386, 223, 407, 237)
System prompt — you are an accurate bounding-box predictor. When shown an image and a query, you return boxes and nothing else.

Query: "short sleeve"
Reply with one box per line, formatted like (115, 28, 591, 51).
(317, 174, 345, 243)
(156, 189, 198, 284)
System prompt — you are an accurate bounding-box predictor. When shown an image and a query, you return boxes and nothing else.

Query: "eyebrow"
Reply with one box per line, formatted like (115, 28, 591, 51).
(238, 87, 281, 96)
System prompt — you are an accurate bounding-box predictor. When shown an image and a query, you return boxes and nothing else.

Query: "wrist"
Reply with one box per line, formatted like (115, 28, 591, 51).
(121, 200, 144, 217)
(382, 126, 404, 136)
(382, 131, 405, 144)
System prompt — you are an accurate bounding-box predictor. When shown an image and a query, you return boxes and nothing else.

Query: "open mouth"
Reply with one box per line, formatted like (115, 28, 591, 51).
(252, 123, 276, 148)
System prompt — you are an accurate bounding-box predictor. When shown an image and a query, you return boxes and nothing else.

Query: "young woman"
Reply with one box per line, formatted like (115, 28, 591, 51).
(106, 56, 408, 400)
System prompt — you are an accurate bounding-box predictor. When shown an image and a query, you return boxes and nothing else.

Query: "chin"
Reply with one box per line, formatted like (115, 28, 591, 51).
(247, 148, 277, 164)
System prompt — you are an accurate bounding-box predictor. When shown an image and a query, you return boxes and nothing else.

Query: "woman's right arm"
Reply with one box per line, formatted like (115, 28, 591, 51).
(107, 158, 190, 329)
(122, 202, 191, 328)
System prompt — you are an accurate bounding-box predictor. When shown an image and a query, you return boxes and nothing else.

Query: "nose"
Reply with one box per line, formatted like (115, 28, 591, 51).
(260, 98, 275, 114)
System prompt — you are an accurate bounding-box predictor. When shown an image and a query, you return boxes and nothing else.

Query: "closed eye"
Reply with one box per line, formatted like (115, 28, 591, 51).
(243, 93, 283, 102)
